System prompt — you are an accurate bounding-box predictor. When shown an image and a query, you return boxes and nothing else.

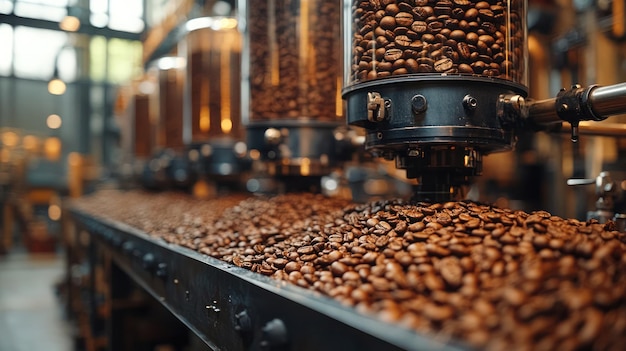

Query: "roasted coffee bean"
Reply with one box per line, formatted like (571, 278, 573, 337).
(395, 12, 414, 26)
(380, 16, 397, 30)
(77, 191, 626, 351)
(394, 35, 413, 47)
(434, 58, 453, 71)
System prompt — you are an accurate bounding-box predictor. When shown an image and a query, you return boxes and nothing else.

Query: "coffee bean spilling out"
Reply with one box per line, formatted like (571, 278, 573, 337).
(247, 0, 341, 121)
(349, 0, 525, 83)
(74, 191, 626, 351)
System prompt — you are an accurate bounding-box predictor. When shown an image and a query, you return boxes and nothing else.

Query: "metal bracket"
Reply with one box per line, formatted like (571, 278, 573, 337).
(367, 92, 387, 122)
(556, 84, 605, 142)
(496, 93, 526, 128)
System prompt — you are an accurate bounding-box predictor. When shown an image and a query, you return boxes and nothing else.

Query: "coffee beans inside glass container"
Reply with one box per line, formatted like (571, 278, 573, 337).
(185, 17, 243, 141)
(148, 57, 187, 150)
(347, 0, 527, 84)
(243, 0, 343, 121)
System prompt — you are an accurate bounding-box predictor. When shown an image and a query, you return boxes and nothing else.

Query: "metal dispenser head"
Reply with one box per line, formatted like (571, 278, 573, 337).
(239, 0, 345, 193)
(342, 0, 528, 201)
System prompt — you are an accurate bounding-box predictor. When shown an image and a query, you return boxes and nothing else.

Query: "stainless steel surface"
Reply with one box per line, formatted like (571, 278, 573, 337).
(527, 82, 626, 125)
(589, 83, 626, 117)
(526, 97, 558, 125)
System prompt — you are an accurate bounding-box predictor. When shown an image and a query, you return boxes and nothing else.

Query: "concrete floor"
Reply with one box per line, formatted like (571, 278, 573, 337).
(0, 249, 74, 351)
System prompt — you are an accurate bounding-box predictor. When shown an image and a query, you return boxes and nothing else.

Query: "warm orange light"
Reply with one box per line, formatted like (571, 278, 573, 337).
(23, 135, 40, 153)
(300, 157, 311, 176)
(200, 106, 210, 132)
(249, 149, 260, 160)
(614, 0, 624, 38)
(44, 137, 62, 161)
(48, 78, 66, 95)
(59, 15, 81, 32)
(220, 38, 232, 134)
(2, 131, 19, 147)
(48, 204, 62, 221)
(221, 119, 232, 134)
(47, 114, 62, 129)
(0, 149, 10, 163)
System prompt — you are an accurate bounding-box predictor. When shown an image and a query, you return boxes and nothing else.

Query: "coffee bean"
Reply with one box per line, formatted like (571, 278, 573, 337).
(439, 257, 463, 287)
(380, 16, 397, 30)
(297, 245, 315, 255)
(434, 58, 453, 72)
(394, 35, 412, 47)
(78, 190, 626, 351)
(330, 261, 349, 276)
(395, 12, 414, 26)
(423, 302, 454, 321)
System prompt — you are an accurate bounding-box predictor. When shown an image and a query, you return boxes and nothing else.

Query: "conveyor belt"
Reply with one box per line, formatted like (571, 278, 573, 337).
(70, 208, 469, 351)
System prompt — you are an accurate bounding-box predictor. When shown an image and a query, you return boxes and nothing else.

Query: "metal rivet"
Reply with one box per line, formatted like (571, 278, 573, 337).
(463, 95, 478, 112)
(411, 94, 428, 114)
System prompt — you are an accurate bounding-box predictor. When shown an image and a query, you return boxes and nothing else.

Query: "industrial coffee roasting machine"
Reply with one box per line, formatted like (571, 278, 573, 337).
(69, 0, 626, 350)
(340, 0, 626, 230)
(342, 0, 626, 203)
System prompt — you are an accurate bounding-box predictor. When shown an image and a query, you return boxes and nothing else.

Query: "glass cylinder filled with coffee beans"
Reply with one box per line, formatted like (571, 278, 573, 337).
(141, 56, 194, 190)
(182, 17, 250, 182)
(240, 0, 347, 191)
(150, 56, 187, 151)
(342, 0, 528, 201)
(130, 76, 155, 182)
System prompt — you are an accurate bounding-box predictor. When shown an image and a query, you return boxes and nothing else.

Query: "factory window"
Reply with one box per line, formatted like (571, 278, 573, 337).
(56, 45, 77, 82)
(13, 26, 69, 80)
(107, 38, 142, 83)
(90, 0, 144, 33)
(89, 0, 108, 28)
(0, 24, 12, 76)
(108, 0, 144, 33)
(14, 0, 68, 22)
(90, 36, 142, 84)
(0, 0, 143, 82)
(0, 0, 13, 14)
(89, 35, 107, 82)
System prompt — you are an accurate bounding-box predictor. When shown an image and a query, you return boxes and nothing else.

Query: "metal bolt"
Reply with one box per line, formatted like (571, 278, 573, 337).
(411, 94, 428, 114)
(259, 318, 288, 350)
(234, 310, 252, 333)
(156, 263, 167, 278)
(122, 241, 134, 254)
(142, 253, 155, 271)
(463, 95, 478, 112)
(264, 128, 282, 145)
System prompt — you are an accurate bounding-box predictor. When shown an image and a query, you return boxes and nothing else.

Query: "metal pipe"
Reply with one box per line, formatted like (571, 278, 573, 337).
(526, 97, 559, 124)
(526, 82, 626, 126)
(567, 121, 626, 138)
(588, 82, 626, 117)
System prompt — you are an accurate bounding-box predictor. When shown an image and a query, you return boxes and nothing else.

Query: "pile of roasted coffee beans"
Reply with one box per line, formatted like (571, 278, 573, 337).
(349, 0, 525, 82)
(73, 191, 626, 351)
(247, 0, 341, 120)
(71, 190, 249, 240)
